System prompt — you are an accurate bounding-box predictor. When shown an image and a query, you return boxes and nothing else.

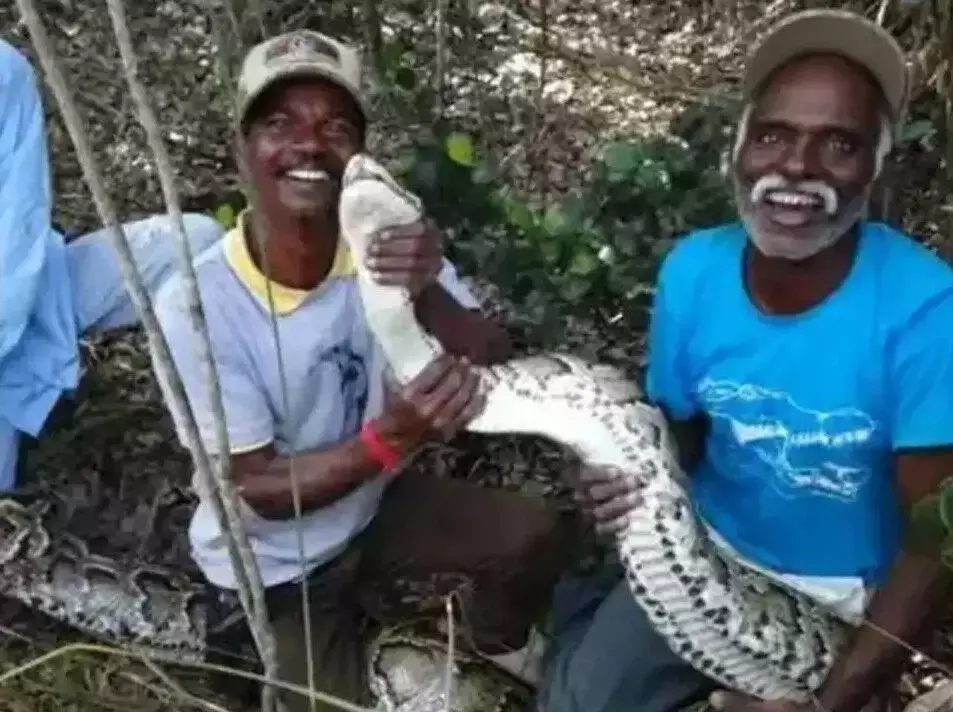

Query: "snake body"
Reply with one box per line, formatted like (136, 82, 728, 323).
(0, 490, 526, 711)
(337, 152, 854, 702)
(0, 495, 212, 662)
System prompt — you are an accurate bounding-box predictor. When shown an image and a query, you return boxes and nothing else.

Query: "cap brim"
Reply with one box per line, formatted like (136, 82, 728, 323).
(236, 63, 368, 131)
(744, 10, 908, 125)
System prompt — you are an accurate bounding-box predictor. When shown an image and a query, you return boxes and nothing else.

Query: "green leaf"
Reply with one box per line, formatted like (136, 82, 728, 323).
(389, 153, 414, 178)
(568, 248, 600, 276)
(541, 205, 569, 236)
(472, 165, 494, 184)
(445, 133, 476, 167)
(602, 142, 643, 175)
(539, 238, 562, 264)
(213, 203, 236, 229)
(909, 479, 953, 560)
(395, 67, 417, 90)
(560, 275, 590, 301)
(900, 119, 935, 143)
(910, 492, 947, 550)
(502, 196, 535, 231)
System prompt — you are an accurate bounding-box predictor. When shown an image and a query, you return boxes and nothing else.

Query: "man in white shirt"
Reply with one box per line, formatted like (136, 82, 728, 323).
(154, 29, 573, 711)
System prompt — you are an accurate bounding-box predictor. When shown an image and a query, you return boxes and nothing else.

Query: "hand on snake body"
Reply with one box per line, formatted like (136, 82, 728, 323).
(570, 463, 647, 537)
(374, 353, 485, 452)
(365, 218, 443, 297)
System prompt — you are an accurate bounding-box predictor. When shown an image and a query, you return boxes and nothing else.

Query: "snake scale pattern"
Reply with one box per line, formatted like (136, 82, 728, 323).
(0, 485, 532, 711)
(338, 152, 853, 703)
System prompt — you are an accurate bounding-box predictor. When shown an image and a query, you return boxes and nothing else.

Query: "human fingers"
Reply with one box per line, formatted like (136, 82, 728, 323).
(411, 358, 470, 426)
(426, 360, 485, 434)
(403, 353, 456, 400)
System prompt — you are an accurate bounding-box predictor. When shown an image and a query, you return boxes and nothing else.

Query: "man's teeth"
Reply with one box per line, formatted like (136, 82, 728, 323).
(764, 190, 821, 208)
(286, 168, 329, 182)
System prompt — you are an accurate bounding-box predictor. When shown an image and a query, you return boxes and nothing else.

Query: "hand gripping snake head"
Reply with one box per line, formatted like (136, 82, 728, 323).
(339, 153, 425, 262)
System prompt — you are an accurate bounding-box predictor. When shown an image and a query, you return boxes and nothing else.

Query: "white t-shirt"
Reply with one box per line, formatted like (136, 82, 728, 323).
(154, 212, 478, 588)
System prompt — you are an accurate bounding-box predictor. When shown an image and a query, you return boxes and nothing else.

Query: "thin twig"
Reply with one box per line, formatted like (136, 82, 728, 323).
(434, 0, 448, 117)
(0, 642, 373, 712)
(876, 0, 893, 26)
(256, 233, 320, 712)
(131, 658, 234, 712)
(443, 595, 455, 712)
(102, 1, 280, 709)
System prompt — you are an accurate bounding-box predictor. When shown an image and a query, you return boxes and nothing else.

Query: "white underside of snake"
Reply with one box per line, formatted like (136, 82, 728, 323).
(338, 152, 856, 703)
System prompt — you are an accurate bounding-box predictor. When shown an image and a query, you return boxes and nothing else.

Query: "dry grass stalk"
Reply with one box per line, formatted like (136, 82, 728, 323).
(101, 0, 281, 709)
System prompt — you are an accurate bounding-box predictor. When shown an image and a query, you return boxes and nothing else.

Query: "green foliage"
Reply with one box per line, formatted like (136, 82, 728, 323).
(213, 202, 238, 230)
(397, 105, 736, 348)
(909, 480, 953, 567)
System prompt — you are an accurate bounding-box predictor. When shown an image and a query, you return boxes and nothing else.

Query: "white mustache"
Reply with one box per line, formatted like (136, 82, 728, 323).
(749, 174, 839, 215)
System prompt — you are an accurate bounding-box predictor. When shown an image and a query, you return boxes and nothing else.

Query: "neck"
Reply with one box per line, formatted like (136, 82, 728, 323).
(744, 224, 861, 316)
(247, 208, 339, 291)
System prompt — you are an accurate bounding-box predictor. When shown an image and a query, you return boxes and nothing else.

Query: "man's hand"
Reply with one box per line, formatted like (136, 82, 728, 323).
(569, 463, 645, 537)
(366, 218, 442, 297)
(374, 353, 484, 452)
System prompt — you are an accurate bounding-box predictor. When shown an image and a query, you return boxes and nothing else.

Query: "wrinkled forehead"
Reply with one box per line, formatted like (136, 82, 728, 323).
(751, 53, 884, 131)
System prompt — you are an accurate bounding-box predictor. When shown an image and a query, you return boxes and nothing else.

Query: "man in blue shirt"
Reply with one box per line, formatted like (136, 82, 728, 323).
(537, 10, 953, 712)
(0, 39, 224, 492)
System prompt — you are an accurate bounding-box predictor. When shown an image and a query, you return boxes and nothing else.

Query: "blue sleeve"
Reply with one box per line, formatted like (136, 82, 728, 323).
(0, 41, 54, 364)
(888, 290, 953, 450)
(645, 247, 699, 420)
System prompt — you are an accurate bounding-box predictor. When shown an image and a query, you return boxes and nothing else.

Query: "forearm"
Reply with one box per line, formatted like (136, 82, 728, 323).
(237, 436, 384, 519)
(414, 283, 513, 365)
(818, 549, 952, 712)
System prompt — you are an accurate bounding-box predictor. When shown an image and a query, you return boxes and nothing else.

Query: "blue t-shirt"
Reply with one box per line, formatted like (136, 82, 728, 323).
(645, 221, 953, 586)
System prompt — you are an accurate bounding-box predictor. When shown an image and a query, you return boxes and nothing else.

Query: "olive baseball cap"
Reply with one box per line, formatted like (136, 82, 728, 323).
(743, 9, 910, 127)
(234, 29, 367, 131)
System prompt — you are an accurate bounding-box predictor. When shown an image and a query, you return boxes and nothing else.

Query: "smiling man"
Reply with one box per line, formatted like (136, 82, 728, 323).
(152, 30, 572, 712)
(538, 9, 953, 712)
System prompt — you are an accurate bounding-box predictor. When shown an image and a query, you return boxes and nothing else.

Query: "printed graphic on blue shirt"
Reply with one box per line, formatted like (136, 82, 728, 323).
(647, 221, 953, 584)
(697, 378, 878, 503)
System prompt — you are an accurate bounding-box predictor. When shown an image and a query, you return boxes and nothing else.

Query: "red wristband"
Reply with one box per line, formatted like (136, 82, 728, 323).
(360, 421, 403, 470)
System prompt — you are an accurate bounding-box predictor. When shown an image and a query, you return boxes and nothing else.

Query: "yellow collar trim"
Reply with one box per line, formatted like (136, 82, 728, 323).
(224, 210, 356, 314)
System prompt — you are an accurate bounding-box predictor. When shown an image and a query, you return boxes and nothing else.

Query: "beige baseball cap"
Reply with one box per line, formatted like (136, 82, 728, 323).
(743, 9, 910, 127)
(234, 29, 367, 131)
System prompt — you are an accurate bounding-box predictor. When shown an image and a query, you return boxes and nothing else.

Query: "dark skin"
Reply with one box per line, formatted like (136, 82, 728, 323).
(576, 54, 953, 712)
(232, 78, 512, 518)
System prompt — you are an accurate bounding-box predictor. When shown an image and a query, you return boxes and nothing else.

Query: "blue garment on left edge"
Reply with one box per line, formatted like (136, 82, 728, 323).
(645, 220, 953, 586)
(0, 40, 79, 437)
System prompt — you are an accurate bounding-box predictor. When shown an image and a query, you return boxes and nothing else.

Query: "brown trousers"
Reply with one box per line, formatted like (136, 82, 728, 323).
(262, 474, 576, 712)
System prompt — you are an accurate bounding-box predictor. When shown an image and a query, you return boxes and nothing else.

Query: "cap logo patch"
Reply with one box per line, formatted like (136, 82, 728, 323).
(265, 31, 340, 65)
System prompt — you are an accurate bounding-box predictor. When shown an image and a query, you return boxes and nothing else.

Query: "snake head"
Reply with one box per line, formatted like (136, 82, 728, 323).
(341, 153, 424, 215)
(339, 153, 426, 259)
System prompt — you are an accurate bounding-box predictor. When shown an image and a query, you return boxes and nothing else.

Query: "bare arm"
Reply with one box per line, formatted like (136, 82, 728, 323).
(414, 281, 514, 365)
(232, 438, 381, 519)
(232, 353, 483, 520)
(816, 449, 953, 712)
